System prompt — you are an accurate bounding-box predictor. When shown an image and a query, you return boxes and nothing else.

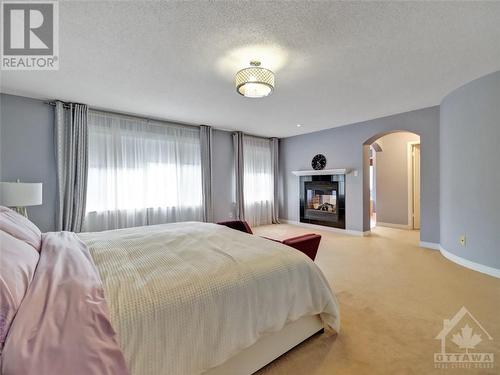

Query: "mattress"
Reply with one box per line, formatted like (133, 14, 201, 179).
(78, 222, 340, 375)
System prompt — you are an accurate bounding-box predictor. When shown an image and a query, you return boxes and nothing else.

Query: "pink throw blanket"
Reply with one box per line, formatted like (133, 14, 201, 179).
(1, 232, 128, 375)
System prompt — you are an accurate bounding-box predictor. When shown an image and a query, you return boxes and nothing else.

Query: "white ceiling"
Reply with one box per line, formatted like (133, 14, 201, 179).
(1, 1, 500, 137)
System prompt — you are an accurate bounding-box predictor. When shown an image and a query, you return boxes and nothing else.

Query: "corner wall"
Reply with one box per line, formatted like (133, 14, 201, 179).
(440, 70, 500, 271)
(279, 106, 440, 243)
(0, 94, 57, 232)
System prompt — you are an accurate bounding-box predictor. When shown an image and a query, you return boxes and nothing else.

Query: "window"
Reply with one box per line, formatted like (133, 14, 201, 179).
(84, 111, 202, 231)
(243, 136, 274, 226)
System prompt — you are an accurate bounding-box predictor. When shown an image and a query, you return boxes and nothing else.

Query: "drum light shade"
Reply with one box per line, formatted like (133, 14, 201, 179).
(235, 61, 275, 98)
(0, 182, 43, 207)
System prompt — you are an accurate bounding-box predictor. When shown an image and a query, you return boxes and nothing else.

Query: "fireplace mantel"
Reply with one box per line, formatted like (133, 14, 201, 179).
(292, 168, 351, 176)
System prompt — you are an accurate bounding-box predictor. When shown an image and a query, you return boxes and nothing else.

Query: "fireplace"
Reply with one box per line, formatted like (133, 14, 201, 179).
(300, 175, 345, 229)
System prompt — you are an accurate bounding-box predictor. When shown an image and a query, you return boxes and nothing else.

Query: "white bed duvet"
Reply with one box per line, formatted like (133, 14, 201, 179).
(78, 222, 340, 375)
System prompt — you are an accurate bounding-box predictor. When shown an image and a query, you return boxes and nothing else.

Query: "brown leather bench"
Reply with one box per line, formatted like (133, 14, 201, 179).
(217, 221, 321, 261)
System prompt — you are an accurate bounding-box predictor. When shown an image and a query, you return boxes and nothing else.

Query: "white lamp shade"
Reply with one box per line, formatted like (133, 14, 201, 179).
(235, 64, 275, 98)
(0, 182, 43, 207)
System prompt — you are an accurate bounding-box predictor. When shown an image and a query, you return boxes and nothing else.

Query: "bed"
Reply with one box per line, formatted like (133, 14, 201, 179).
(1, 214, 340, 375)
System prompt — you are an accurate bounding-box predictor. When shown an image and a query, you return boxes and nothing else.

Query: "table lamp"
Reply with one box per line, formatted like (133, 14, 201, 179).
(0, 180, 43, 218)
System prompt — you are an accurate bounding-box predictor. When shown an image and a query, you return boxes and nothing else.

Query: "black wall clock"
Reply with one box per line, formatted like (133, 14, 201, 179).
(311, 154, 327, 170)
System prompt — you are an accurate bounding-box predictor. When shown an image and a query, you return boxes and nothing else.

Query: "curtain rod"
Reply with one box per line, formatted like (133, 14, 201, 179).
(232, 130, 277, 141)
(45, 100, 201, 130)
(45, 100, 278, 139)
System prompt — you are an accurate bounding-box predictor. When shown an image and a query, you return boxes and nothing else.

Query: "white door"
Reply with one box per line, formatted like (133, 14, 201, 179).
(412, 144, 421, 229)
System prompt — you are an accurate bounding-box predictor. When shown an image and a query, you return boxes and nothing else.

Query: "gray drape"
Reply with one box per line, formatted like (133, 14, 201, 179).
(55, 101, 89, 232)
(200, 125, 213, 222)
(271, 137, 280, 223)
(233, 131, 245, 220)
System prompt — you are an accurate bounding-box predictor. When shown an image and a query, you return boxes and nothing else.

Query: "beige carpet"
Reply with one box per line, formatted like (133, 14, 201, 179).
(252, 224, 500, 375)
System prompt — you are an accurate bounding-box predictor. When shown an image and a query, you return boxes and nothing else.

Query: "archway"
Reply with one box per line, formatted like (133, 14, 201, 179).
(362, 130, 421, 234)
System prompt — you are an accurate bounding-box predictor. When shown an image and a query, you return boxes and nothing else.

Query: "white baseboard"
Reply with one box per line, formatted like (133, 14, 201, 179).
(376, 222, 412, 230)
(419, 241, 440, 250)
(419, 241, 499, 278)
(279, 219, 369, 237)
(439, 245, 500, 279)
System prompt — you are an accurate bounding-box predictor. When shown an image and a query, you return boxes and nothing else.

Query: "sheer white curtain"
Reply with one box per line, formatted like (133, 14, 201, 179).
(84, 111, 202, 231)
(243, 136, 274, 226)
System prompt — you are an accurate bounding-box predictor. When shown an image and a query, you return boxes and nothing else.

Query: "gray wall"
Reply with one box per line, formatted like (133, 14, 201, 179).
(440, 70, 500, 270)
(212, 129, 236, 222)
(0, 94, 56, 232)
(0, 93, 237, 231)
(279, 106, 440, 243)
(375, 132, 420, 226)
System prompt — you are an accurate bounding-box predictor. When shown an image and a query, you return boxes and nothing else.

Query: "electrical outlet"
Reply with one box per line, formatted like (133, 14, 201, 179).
(459, 234, 466, 247)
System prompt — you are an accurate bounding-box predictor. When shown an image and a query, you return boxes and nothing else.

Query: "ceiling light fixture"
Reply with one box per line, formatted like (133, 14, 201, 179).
(235, 60, 275, 98)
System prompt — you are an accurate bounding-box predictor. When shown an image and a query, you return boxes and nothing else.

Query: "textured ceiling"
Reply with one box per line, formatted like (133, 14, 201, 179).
(1, 1, 500, 137)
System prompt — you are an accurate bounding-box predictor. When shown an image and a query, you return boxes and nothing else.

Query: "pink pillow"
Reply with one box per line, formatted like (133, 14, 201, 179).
(0, 230, 39, 352)
(0, 206, 42, 252)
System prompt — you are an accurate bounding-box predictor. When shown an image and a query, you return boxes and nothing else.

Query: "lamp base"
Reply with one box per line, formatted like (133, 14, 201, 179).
(12, 206, 28, 218)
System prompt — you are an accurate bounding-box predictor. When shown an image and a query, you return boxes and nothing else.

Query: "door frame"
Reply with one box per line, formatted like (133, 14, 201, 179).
(407, 141, 420, 229)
